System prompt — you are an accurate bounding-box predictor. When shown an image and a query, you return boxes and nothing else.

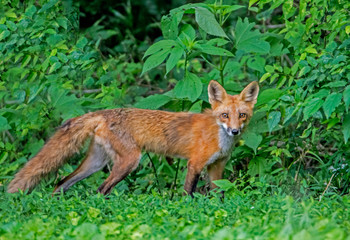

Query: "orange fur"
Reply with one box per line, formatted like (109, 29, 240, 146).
(7, 81, 259, 196)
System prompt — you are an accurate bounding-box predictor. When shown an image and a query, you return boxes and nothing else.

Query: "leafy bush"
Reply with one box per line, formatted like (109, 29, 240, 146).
(1, 0, 350, 238)
(1, 0, 349, 199)
(139, 0, 350, 198)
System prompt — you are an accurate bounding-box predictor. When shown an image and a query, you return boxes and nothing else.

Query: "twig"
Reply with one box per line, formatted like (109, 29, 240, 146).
(74, 89, 102, 94)
(283, 55, 294, 68)
(294, 160, 302, 182)
(5, 130, 14, 143)
(254, 24, 285, 29)
(319, 173, 335, 202)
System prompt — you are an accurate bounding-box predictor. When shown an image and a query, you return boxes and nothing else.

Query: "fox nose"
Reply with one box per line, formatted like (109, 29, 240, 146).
(231, 129, 239, 135)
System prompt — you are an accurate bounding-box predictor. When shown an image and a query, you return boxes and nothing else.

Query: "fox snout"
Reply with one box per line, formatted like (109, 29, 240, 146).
(224, 126, 241, 136)
(229, 128, 240, 136)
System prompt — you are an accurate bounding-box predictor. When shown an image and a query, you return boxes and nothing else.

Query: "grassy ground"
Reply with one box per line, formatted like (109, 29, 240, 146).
(1, 179, 350, 240)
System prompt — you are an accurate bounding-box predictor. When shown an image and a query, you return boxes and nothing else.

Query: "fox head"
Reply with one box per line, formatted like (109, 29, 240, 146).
(208, 80, 259, 137)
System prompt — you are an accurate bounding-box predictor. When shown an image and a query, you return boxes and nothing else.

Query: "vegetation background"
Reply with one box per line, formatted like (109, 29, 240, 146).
(0, 0, 350, 239)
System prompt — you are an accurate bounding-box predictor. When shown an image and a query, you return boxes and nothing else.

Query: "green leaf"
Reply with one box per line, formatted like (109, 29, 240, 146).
(212, 179, 234, 191)
(141, 49, 170, 75)
(259, 72, 271, 83)
(323, 81, 347, 88)
(323, 93, 342, 118)
(76, 37, 88, 49)
(267, 111, 281, 133)
(166, 46, 184, 75)
(248, 157, 266, 176)
(195, 7, 227, 38)
(173, 72, 202, 102)
(235, 18, 270, 54)
(134, 94, 172, 110)
(303, 98, 324, 121)
(38, 0, 59, 13)
(256, 89, 283, 107)
(196, 44, 234, 56)
(25, 5, 37, 18)
(344, 85, 350, 110)
(0, 116, 11, 131)
(242, 131, 262, 154)
(143, 40, 177, 59)
(57, 17, 68, 30)
(46, 34, 63, 47)
(189, 100, 202, 113)
(222, 5, 245, 15)
(6, 21, 17, 31)
(161, 13, 180, 40)
(49, 62, 62, 74)
(180, 24, 196, 40)
(343, 114, 350, 144)
(247, 56, 265, 73)
(283, 106, 295, 124)
(0, 30, 10, 41)
(282, 0, 295, 19)
(298, 66, 311, 77)
(22, 55, 32, 67)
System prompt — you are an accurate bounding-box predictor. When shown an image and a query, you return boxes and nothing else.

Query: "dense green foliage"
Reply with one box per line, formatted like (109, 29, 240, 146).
(1, 0, 350, 238)
(1, 183, 350, 239)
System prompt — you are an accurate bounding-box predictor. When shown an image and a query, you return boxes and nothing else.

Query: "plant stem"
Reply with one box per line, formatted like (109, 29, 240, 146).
(184, 52, 188, 77)
(146, 153, 161, 195)
(319, 173, 335, 202)
(171, 159, 181, 200)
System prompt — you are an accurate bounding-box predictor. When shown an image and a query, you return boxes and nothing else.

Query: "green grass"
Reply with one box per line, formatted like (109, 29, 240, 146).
(1, 181, 350, 240)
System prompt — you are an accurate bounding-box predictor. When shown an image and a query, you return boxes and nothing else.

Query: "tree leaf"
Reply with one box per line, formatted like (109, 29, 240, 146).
(141, 49, 170, 75)
(235, 18, 270, 54)
(247, 56, 265, 73)
(161, 14, 180, 40)
(195, 43, 234, 56)
(173, 72, 202, 102)
(76, 37, 88, 49)
(25, 5, 37, 18)
(303, 98, 324, 121)
(0, 116, 11, 131)
(242, 131, 262, 154)
(143, 40, 177, 59)
(38, 0, 59, 13)
(222, 5, 245, 15)
(212, 179, 234, 191)
(323, 93, 342, 118)
(248, 157, 266, 176)
(267, 111, 281, 133)
(343, 113, 350, 144)
(134, 94, 172, 110)
(49, 62, 62, 74)
(343, 85, 350, 111)
(323, 81, 347, 88)
(256, 89, 283, 107)
(195, 7, 227, 38)
(166, 46, 184, 75)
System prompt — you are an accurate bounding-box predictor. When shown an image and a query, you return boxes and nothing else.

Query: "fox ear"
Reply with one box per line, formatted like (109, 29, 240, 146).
(208, 80, 227, 105)
(240, 81, 259, 104)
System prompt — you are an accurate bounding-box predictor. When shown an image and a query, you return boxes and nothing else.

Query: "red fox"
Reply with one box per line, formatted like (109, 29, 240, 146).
(7, 80, 259, 196)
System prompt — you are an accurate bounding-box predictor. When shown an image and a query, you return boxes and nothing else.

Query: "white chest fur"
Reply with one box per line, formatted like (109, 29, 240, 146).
(206, 127, 235, 166)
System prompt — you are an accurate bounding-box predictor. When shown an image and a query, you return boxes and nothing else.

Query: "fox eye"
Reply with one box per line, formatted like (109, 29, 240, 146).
(239, 113, 246, 119)
(221, 113, 229, 118)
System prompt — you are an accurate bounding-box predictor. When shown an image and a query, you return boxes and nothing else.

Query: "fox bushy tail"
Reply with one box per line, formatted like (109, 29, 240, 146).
(7, 113, 102, 193)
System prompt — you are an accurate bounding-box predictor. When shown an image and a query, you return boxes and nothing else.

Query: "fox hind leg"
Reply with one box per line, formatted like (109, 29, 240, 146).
(53, 140, 108, 193)
(184, 157, 209, 197)
(97, 149, 141, 195)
